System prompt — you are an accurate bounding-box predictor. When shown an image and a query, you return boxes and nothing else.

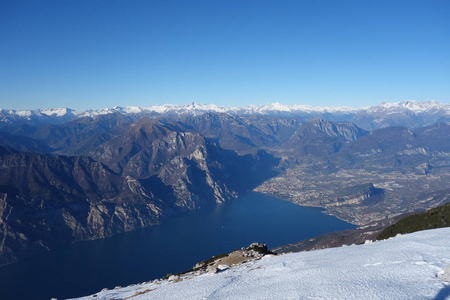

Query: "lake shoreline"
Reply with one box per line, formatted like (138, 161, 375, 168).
(0, 192, 355, 300)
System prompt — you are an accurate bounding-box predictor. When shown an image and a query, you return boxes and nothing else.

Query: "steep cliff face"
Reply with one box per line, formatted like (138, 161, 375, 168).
(331, 183, 385, 207)
(0, 125, 278, 266)
(87, 117, 205, 178)
(0, 148, 165, 265)
(85, 117, 279, 206)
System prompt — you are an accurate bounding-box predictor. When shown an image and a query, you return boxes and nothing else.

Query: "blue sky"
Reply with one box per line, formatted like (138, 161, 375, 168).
(1, 0, 449, 111)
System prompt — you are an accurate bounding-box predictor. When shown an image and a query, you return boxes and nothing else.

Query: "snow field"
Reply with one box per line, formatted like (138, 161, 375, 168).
(73, 227, 450, 300)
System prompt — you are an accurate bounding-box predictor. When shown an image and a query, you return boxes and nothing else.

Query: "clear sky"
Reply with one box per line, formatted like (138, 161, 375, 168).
(1, 0, 449, 111)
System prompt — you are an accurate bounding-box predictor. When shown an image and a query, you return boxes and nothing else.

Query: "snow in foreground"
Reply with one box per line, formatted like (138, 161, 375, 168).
(73, 228, 450, 300)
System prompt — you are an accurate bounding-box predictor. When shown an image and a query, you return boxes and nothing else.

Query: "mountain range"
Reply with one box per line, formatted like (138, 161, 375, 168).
(0, 100, 450, 267)
(2, 100, 450, 130)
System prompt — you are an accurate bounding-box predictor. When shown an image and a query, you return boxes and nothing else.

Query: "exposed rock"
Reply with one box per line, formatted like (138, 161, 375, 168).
(0, 150, 165, 266)
(167, 275, 180, 282)
(439, 265, 450, 282)
(194, 243, 275, 273)
(331, 183, 385, 207)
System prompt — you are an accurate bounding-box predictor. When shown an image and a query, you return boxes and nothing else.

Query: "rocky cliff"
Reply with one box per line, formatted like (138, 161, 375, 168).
(0, 126, 278, 266)
(0, 148, 165, 265)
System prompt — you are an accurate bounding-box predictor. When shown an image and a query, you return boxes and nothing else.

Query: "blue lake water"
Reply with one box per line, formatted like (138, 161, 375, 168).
(0, 192, 355, 300)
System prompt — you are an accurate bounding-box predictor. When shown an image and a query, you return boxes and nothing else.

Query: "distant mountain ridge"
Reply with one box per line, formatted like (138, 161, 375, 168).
(0, 108, 77, 126)
(2, 100, 450, 130)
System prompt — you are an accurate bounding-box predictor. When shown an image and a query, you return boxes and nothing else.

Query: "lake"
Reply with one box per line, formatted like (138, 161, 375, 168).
(0, 192, 355, 300)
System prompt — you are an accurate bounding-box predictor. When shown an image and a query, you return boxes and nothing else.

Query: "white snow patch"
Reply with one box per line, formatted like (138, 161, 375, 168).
(41, 108, 73, 117)
(72, 227, 450, 300)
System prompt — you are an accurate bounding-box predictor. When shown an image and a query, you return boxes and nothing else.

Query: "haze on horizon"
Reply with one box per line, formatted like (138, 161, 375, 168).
(1, 0, 449, 111)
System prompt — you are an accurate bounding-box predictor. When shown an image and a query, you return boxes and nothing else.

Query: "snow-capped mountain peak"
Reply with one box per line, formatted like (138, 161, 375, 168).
(2, 100, 450, 130)
(371, 100, 448, 113)
(0, 107, 75, 117)
(40, 108, 76, 117)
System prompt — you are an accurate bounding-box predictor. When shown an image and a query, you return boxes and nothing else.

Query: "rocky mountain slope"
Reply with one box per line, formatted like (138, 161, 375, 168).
(0, 146, 163, 265)
(1, 112, 139, 155)
(167, 113, 304, 154)
(280, 119, 369, 157)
